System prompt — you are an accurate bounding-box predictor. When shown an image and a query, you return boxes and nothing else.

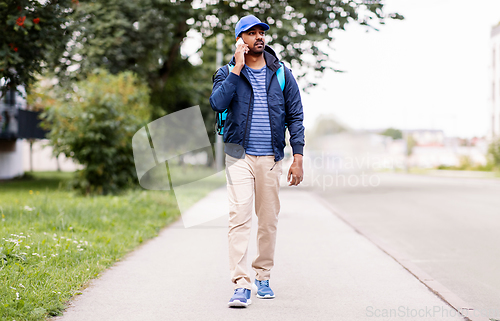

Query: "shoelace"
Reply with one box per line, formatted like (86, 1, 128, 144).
(258, 280, 269, 287)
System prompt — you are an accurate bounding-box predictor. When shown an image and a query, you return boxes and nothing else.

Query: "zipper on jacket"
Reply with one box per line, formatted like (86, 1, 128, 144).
(243, 91, 253, 150)
(239, 67, 254, 151)
(266, 71, 279, 164)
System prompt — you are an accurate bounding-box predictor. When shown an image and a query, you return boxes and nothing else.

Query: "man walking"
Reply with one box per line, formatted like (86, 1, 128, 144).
(209, 15, 305, 308)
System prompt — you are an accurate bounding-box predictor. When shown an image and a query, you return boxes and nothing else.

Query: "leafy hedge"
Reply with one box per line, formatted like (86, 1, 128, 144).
(41, 69, 150, 195)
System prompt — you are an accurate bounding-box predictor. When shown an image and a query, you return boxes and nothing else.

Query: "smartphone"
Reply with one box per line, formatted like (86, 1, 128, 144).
(236, 38, 245, 46)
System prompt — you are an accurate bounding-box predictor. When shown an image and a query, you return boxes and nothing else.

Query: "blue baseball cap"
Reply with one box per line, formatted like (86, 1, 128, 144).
(235, 15, 270, 39)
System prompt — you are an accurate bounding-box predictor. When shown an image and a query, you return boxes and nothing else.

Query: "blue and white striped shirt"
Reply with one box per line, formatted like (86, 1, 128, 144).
(245, 65, 274, 156)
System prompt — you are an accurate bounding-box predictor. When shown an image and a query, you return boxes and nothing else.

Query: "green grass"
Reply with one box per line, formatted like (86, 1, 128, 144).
(0, 168, 225, 321)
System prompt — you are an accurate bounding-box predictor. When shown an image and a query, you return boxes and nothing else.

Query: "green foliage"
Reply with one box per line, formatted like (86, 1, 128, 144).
(436, 155, 495, 172)
(40, 69, 150, 195)
(0, 0, 76, 97)
(487, 138, 500, 170)
(206, 0, 404, 86)
(406, 134, 416, 157)
(54, 0, 403, 116)
(380, 127, 402, 140)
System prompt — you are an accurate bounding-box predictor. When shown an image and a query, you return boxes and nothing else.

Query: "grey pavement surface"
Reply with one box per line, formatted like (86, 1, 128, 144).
(50, 185, 466, 321)
(313, 172, 500, 320)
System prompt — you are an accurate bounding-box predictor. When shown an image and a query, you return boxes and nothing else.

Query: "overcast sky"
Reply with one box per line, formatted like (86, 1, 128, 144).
(301, 0, 500, 138)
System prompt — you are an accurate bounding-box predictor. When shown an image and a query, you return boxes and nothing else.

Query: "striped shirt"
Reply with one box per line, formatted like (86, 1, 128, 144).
(245, 65, 274, 156)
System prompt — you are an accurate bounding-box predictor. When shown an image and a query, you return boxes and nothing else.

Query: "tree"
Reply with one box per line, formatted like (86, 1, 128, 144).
(487, 138, 500, 171)
(380, 127, 402, 140)
(0, 0, 76, 98)
(405, 134, 416, 157)
(54, 0, 403, 114)
(205, 0, 403, 85)
(40, 69, 150, 195)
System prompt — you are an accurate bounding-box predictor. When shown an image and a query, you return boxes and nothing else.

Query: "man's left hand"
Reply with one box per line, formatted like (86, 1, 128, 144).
(287, 154, 304, 186)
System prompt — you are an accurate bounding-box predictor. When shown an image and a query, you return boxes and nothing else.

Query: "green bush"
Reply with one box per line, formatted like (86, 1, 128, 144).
(488, 138, 500, 171)
(41, 69, 150, 195)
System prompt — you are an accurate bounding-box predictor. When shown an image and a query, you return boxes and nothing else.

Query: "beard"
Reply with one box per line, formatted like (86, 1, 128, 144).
(249, 42, 265, 55)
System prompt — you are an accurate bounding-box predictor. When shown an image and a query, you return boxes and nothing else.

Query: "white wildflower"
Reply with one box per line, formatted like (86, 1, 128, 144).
(23, 206, 33, 212)
(24, 245, 30, 249)
(19, 284, 25, 289)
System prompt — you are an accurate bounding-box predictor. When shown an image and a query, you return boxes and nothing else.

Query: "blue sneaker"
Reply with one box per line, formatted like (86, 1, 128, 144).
(254, 279, 275, 299)
(228, 288, 252, 308)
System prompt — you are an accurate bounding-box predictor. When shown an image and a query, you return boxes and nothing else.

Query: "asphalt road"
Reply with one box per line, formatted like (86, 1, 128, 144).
(313, 172, 500, 320)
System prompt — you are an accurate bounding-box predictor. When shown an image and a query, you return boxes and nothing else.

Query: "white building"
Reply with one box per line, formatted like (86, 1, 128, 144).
(0, 84, 80, 179)
(404, 129, 445, 147)
(491, 23, 500, 139)
(0, 86, 26, 179)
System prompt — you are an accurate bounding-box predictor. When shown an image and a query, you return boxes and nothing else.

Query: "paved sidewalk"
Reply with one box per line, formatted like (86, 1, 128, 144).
(50, 186, 465, 321)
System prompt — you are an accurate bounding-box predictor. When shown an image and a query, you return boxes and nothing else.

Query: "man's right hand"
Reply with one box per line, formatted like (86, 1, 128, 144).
(232, 41, 248, 76)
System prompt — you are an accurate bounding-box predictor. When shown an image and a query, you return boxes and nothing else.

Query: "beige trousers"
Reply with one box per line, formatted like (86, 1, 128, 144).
(225, 153, 283, 290)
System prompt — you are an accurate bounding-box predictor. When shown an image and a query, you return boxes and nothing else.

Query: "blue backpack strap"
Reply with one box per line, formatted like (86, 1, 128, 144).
(276, 62, 288, 128)
(276, 62, 285, 91)
(215, 64, 233, 135)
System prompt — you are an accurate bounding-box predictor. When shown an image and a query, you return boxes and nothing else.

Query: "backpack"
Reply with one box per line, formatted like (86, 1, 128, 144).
(214, 62, 285, 136)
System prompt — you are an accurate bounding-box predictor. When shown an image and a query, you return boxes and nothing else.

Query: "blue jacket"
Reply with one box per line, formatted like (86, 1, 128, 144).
(209, 46, 305, 162)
